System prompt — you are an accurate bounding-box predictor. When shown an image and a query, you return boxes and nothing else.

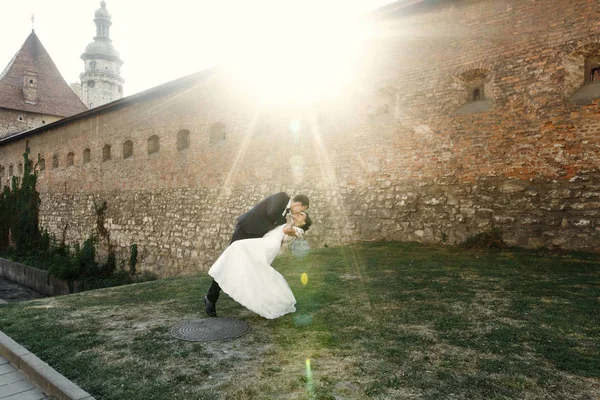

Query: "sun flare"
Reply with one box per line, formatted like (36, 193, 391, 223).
(226, 5, 368, 103)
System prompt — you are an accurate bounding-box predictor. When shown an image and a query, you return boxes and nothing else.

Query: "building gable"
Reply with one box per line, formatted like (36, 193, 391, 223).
(0, 31, 88, 118)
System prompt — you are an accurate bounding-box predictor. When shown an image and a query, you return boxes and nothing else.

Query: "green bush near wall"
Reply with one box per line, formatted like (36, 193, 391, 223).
(0, 151, 156, 291)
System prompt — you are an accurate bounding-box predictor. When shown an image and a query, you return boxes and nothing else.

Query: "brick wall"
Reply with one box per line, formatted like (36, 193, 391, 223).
(0, 0, 599, 277)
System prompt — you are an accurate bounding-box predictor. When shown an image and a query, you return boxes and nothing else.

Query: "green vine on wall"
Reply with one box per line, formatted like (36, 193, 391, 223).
(0, 152, 155, 290)
(93, 200, 110, 247)
(0, 152, 42, 254)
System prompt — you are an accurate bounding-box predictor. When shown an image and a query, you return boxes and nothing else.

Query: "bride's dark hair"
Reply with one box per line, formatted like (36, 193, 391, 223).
(301, 212, 312, 232)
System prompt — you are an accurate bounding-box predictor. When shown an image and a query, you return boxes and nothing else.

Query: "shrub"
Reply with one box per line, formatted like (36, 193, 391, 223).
(460, 227, 505, 249)
(129, 244, 138, 275)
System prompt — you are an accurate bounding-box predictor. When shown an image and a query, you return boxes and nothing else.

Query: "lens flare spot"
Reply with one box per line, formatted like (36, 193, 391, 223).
(293, 314, 313, 326)
(305, 358, 314, 396)
(289, 119, 301, 133)
(301, 272, 308, 285)
(291, 240, 310, 258)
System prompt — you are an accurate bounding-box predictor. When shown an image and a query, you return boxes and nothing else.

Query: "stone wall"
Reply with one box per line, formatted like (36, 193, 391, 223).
(0, 0, 599, 277)
(360, 0, 600, 181)
(37, 172, 599, 278)
(0, 257, 78, 296)
(0, 108, 61, 138)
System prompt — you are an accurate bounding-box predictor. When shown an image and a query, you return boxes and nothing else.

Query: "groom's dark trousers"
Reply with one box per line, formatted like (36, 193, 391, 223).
(206, 192, 291, 303)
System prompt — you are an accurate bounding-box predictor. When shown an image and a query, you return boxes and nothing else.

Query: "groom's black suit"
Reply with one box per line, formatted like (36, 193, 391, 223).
(206, 192, 291, 303)
(231, 192, 291, 242)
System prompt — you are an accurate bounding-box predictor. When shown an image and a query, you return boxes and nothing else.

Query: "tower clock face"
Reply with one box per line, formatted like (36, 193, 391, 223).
(89, 61, 97, 69)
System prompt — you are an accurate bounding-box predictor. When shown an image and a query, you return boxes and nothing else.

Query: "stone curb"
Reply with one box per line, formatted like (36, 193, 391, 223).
(0, 330, 95, 400)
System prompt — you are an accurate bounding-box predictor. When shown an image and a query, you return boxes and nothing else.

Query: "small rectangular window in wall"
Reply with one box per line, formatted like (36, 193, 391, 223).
(591, 67, 600, 83)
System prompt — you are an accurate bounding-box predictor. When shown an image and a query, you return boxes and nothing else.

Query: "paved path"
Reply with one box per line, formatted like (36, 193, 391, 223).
(0, 356, 52, 400)
(0, 278, 45, 303)
(0, 279, 52, 400)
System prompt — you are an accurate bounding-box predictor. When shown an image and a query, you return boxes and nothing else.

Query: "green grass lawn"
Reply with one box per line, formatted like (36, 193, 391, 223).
(0, 242, 599, 400)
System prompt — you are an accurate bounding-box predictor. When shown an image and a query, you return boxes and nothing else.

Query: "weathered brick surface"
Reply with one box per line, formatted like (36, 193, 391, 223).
(1, 0, 599, 277)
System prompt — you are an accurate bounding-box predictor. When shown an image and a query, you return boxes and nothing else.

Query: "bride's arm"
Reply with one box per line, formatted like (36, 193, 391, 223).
(282, 222, 298, 236)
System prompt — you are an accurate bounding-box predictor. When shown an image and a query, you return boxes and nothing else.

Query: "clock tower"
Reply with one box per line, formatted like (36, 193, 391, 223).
(77, 1, 124, 109)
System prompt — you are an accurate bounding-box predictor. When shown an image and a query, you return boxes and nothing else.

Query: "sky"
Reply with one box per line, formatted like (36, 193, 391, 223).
(0, 0, 394, 97)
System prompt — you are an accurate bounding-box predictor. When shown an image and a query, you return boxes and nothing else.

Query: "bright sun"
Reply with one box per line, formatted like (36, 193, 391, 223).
(225, 4, 368, 103)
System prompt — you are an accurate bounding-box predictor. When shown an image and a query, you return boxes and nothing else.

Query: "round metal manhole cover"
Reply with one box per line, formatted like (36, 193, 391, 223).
(170, 318, 250, 342)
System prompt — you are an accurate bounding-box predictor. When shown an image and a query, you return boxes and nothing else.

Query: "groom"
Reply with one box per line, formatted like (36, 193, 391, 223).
(204, 192, 310, 317)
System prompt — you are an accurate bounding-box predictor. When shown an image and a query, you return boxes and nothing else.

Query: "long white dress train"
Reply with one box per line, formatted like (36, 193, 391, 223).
(208, 225, 296, 319)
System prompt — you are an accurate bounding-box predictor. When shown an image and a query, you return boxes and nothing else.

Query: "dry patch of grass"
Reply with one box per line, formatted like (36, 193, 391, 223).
(0, 242, 599, 400)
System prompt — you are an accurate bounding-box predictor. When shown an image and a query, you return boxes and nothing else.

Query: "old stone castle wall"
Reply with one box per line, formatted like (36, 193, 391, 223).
(1, 0, 599, 277)
(0, 109, 61, 140)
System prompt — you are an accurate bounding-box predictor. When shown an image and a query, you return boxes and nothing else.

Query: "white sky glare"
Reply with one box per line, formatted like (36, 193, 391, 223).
(1, 1, 394, 97)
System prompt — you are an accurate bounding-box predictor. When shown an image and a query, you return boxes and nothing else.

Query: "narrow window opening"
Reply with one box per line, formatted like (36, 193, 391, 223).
(148, 135, 160, 155)
(67, 152, 74, 167)
(52, 154, 59, 169)
(123, 140, 133, 159)
(591, 67, 600, 82)
(103, 145, 112, 161)
(209, 123, 226, 146)
(177, 130, 190, 151)
(83, 148, 91, 164)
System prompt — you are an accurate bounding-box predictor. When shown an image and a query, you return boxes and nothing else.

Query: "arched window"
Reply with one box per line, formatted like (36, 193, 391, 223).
(9, 165, 14, 176)
(123, 140, 133, 159)
(83, 148, 91, 164)
(67, 152, 74, 167)
(147, 135, 160, 155)
(103, 144, 111, 161)
(177, 129, 190, 151)
(52, 154, 59, 169)
(39, 158, 45, 171)
(18, 163, 23, 175)
(209, 122, 226, 146)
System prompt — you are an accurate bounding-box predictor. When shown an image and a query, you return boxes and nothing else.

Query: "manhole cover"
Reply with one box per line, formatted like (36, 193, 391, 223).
(170, 318, 250, 342)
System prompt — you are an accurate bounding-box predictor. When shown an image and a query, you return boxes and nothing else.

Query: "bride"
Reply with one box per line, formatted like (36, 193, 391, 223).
(207, 212, 312, 319)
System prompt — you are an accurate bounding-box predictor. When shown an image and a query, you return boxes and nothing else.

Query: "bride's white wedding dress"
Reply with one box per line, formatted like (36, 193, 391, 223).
(208, 225, 296, 319)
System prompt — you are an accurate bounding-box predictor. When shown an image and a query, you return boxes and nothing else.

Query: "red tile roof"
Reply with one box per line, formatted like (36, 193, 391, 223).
(0, 31, 88, 117)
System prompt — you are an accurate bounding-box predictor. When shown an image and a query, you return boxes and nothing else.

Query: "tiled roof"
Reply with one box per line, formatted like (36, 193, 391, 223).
(0, 66, 220, 144)
(0, 31, 88, 116)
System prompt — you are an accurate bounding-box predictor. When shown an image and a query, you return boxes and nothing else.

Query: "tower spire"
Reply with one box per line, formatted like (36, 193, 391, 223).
(75, 0, 124, 109)
(31, 14, 34, 31)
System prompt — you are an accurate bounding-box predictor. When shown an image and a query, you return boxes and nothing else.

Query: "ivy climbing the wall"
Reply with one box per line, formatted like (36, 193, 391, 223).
(0, 151, 155, 291)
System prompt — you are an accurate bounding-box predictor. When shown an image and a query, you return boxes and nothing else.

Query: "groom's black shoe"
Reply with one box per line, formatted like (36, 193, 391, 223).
(204, 296, 217, 317)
